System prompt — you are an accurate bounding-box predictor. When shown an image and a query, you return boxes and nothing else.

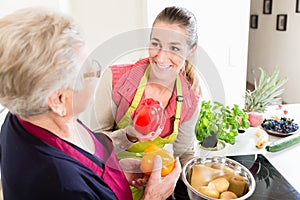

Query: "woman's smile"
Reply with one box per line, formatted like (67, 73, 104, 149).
(157, 64, 170, 69)
(154, 62, 172, 71)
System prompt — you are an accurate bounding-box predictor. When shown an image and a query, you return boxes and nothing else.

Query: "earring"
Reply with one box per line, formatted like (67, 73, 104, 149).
(61, 109, 67, 117)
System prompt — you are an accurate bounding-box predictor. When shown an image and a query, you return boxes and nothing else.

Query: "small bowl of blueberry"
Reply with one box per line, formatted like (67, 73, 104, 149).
(261, 117, 299, 137)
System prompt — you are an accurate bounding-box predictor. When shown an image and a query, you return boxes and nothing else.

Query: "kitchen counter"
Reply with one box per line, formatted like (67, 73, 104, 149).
(195, 104, 300, 193)
(1, 105, 299, 196)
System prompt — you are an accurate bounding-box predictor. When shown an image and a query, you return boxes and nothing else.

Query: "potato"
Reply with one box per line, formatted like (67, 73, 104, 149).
(220, 191, 237, 199)
(228, 175, 247, 197)
(204, 162, 215, 168)
(220, 174, 235, 182)
(207, 163, 235, 176)
(190, 164, 221, 188)
(222, 166, 235, 174)
(208, 177, 229, 193)
(197, 185, 219, 199)
(190, 164, 248, 199)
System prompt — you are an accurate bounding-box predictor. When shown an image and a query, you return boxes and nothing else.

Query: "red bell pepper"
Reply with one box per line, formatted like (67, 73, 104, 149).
(132, 98, 164, 135)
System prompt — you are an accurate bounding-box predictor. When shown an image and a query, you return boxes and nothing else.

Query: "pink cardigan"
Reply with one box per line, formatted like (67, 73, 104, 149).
(111, 58, 200, 138)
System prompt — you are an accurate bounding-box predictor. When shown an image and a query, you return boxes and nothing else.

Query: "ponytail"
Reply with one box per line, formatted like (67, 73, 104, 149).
(183, 60, 201, 96)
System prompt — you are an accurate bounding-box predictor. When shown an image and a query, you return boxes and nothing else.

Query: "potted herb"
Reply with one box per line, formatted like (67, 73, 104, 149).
(195, 100, 250, 148)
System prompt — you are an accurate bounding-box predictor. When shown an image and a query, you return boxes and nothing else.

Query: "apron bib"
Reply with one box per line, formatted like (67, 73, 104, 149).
(115, 65, 184, 200)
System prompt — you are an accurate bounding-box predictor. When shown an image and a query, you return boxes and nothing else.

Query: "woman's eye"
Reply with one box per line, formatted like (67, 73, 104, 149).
(150, 42, 160, 48)
(171, 46, 180, 52)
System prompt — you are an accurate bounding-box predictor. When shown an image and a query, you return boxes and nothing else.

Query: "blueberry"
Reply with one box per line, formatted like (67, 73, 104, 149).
(263, 117, 299, 133)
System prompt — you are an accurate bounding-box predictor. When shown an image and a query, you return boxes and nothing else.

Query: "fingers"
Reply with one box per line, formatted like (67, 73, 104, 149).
(126, 125, 144, 141)
(149, 156, 181, 182)
(132, 176, 149, 189)
(148, 131, 159, 141)
(150, 155, 163, 180)
(162, 157, 181, 190)
(136, 129, 162, 142)
(143, 156, 179, 200)
(160, 159, 181, 198)
(171, 157, 182, 177)
(126, 118, 162, 142)
(131, 179, 145, 190)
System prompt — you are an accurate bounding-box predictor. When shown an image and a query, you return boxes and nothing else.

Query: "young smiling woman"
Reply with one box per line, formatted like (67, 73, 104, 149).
(93, 6, 202, 200)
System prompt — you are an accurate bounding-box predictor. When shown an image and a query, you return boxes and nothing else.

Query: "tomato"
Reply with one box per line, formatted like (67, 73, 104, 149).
(140, 144, 175, 177)
(132, 98, 164, 135)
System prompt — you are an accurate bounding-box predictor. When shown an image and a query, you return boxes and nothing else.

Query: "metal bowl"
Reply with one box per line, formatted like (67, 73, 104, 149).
(182, 156, 256, 200)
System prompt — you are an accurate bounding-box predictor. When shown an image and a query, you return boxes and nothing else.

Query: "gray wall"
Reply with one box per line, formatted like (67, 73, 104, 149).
(247, 0, 300, 103)
(0, 1, 251, 127)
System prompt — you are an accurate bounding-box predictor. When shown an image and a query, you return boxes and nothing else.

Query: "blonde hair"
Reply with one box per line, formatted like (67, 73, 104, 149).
(153, 6, 201, 94)
(0, 7, 85, 116)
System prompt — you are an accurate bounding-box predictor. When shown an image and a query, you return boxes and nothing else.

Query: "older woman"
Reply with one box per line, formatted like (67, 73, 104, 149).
(0, 7, 181, 200)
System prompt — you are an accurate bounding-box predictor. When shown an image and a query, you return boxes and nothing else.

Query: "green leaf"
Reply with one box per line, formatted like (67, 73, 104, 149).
(244, 67, 287, 113)
(195, 100, 249, 145)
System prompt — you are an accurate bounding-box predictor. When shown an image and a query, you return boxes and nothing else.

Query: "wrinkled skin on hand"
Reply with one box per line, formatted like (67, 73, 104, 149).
(140, 144, 175, 177)
(142, 156, 182, 200)
(119, 156, 182, 200)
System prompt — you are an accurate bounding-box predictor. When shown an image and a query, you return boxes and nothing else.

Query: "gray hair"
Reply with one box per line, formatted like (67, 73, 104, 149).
(0, 7, 85, 116)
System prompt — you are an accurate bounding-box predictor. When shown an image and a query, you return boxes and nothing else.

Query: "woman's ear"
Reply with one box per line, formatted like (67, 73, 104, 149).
(48, 89, 68, 117)
(189, 44, 197, 56)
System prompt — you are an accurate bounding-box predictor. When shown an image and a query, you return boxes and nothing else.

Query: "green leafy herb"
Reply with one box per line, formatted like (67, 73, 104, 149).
(195, 100, 250, 145)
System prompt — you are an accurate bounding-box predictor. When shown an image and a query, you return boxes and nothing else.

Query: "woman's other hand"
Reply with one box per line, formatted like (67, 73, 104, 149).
(126, 100, 165, 143)
(142, 156, 181, 200)
(119, 158, 149, 189)
(126, 123, 162, 143)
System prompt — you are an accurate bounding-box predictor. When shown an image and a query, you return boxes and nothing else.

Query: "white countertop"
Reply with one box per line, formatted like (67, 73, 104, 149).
(195, 104, 300, 193)
(1, 105, 300, 194)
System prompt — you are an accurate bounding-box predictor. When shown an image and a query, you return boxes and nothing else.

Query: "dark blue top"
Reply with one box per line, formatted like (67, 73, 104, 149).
(0, 113, 118, 200)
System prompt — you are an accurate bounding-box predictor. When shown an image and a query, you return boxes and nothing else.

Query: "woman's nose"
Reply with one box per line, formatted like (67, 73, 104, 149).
(156, 48, 169, 62)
